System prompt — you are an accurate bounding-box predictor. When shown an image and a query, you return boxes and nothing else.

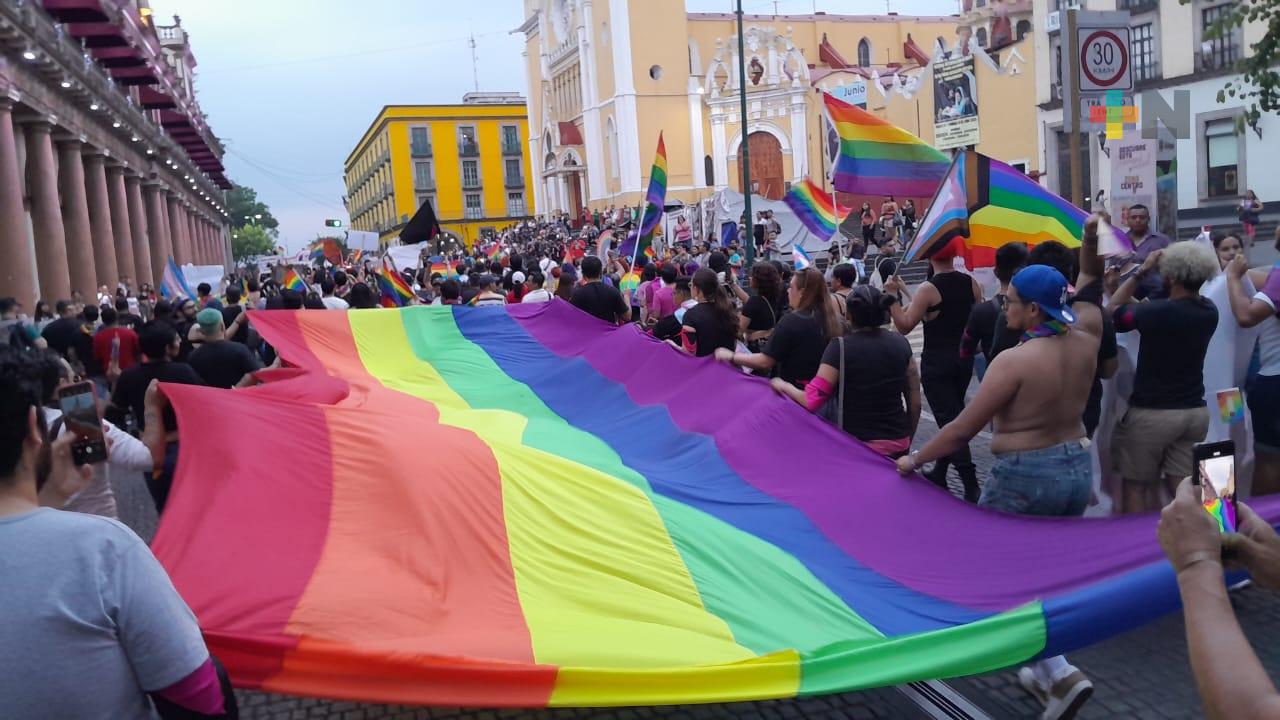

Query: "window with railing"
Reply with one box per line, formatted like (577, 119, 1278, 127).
(501, 125, 521, 155)
(1200, 5, 1239, 70)
(504, 158, 523, 187)
(414, 161, 433, 189)
(410, 126, 431, 156)
(458, 126, 479, 156)
(507, 192, 526, 217)
(464, 193, 483, 219)
(1132, 23, 1159, 82)
(462, 160, 480, 189)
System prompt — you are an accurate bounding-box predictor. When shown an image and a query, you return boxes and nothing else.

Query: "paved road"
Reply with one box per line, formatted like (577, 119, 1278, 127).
(113, 276, 1280, 718)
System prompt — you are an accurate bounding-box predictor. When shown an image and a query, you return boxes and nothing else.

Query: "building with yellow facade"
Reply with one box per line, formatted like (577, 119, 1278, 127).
(518, 0, 1040, 220)
(344, 93, 536, 248)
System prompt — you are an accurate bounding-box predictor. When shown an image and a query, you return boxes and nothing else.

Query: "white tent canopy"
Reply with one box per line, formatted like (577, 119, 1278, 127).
(705, 189, 844, 257)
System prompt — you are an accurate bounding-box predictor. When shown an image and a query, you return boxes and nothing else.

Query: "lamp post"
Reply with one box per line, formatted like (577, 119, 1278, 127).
(736, 0, 754, 268)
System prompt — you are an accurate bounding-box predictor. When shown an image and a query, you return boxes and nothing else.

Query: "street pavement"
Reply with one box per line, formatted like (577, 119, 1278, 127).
(113, 263, 1280, 717)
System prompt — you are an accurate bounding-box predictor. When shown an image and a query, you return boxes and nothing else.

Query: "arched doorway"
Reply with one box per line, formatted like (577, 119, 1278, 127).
(745, 132, 784, 200)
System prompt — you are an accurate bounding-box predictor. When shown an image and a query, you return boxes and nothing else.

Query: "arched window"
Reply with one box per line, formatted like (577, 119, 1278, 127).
(704, 155, 714, 187)
(857, 38, 872, 66)
(606, 117, 620, 180)
(1016, 20, 1032, 41)
(976, 28, 988, 48)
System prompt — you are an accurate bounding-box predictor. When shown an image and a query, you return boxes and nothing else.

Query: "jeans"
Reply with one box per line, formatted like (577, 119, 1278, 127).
(980, 439, 1093, 518)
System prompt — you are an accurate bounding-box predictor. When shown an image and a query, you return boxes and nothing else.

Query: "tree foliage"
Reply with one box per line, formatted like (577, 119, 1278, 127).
(1197, 0, 1280, 127)
(227, 184, 280, 232)
(232, 224, 275, 261)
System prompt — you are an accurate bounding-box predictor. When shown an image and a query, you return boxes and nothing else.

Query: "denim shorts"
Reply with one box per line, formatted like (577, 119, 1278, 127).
(979, 439, 1092, 518)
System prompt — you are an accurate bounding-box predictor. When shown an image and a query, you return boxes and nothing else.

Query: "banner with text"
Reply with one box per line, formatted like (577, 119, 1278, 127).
(933, 55, 980, 150)
(1109, 136, 1157, 233)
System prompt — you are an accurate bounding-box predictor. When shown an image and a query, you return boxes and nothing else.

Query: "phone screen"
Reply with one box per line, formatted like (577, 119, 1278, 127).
(1196, 449, 1237, 534)
(57, 382, 107, 465)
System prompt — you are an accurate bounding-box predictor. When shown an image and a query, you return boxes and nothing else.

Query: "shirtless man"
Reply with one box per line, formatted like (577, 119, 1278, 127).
(895, 217, 1108, 720)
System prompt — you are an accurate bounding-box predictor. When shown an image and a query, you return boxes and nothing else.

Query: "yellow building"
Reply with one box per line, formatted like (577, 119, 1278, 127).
(518, 0, 1039, 217)
(344, 93, 536, 248)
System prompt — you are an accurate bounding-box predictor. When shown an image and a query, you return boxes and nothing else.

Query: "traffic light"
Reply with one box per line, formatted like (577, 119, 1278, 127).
(324, 219, 343, 228)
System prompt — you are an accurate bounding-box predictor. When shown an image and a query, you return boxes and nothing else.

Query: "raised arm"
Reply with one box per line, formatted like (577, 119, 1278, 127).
(888, 278, 938, 334)
(1077, 213, 1106, 290)
(1108, 249, 1163, 310)
(1226, 255, 1275, 329)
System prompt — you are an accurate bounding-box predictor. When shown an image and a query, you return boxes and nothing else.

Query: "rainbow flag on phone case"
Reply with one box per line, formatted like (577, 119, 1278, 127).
(1217, 388, 1245, 425)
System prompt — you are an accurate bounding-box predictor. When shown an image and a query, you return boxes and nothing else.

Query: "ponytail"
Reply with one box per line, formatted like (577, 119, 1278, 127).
(692, 268, 737, 337)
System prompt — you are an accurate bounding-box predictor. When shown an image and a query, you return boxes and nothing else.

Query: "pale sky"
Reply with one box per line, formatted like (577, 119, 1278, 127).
(156, 0, 956, 250)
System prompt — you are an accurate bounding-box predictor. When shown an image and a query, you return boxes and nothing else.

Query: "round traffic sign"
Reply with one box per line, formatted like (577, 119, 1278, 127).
(1080, 30, 1129, 87)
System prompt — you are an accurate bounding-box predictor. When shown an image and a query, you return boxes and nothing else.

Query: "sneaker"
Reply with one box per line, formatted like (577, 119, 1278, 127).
(1042, 670, 1093, 720)
(1018, 667, 1049, 706)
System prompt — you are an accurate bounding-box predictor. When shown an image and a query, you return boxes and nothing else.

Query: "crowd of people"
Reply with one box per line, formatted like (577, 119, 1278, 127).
(3, 203, 1280, 719)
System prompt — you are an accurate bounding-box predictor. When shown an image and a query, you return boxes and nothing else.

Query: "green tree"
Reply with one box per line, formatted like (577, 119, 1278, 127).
(227, 184, 280, 232)
(232, 224, 275, 261)
(1197, 0, 1280, 127)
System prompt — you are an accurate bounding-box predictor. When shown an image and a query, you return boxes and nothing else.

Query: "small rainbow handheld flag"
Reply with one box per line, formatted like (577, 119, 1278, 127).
(487, 244, 502, 260)
(793, 246, 813, 271)
(376, 261, 414, 308)
(619, 271, 642, 296)
(783, 179, 846, 241)
(823, 93, 950, 198)
(282, 268, 307, 293)
(1217, 388, 1245, 425)
(430, 262, 451, 278)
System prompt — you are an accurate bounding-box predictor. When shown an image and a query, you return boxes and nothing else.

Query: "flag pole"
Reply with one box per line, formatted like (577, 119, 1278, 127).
(736, 0, 754, 269)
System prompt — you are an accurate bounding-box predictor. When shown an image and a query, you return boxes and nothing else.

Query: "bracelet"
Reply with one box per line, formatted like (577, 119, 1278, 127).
(1176, 550, 1222, 576)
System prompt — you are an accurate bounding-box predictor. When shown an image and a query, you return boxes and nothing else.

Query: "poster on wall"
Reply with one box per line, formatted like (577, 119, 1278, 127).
(1109, 137, 1158, 233)
(932, 56, 980, 150)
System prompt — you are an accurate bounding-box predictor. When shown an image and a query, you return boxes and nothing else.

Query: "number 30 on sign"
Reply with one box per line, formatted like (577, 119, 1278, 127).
(1078, 28, 1132, 92)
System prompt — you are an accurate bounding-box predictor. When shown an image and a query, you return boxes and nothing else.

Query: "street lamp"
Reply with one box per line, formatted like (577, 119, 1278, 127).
(736, 0, 754, 268)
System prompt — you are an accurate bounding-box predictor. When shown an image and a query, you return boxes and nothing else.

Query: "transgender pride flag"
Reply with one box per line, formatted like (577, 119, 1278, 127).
(159, 257, 193, 300)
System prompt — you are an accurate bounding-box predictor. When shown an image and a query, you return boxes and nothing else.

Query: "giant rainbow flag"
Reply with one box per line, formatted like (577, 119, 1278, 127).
(903, 150, 1127, 267)
(151, 303, 1280, 708)
(823, 92, 950, 198)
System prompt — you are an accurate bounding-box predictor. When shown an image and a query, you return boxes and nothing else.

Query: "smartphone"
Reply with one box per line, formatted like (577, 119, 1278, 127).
(56, 381, 108, 465)
(1192, 440, 1236, 534)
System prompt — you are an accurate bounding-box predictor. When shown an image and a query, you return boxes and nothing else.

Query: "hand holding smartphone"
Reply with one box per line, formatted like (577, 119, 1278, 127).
(56, 381, 108, 465)
(1192, 440, 1237, 534)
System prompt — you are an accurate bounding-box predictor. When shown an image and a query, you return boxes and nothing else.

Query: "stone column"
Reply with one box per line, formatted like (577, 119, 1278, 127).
(82, 149, 119, 291)
(57, 138, 97, 300)
(187, 210, 202, 265)
(105, 164, 135, 290)
(125, 174, 153, 288)
(144, 183, 173, 284)
(0, 101, 37, 307)
(24, 120, 71, 302)
(166, 193, 189, 267)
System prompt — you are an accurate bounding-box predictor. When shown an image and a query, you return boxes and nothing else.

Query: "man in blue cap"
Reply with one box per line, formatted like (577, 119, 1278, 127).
(896, 260, 1107, 720)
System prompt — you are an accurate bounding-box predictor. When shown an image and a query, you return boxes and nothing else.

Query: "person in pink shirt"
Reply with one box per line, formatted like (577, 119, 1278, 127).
(649, 264, 679, 322)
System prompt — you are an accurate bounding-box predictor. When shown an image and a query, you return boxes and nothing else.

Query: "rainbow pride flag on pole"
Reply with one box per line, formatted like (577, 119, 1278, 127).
(783, 179, 846, 241)
(376, 260, 415, 307)
(281, 268, 308, 294)
(903, 150, 1126, 267)
(619, 133, 667, 262)
(823, 93, 950, 198)
(150, 303, 1280, 708)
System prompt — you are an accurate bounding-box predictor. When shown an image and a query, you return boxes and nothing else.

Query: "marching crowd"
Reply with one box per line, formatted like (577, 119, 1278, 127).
(3, 207, 1280, 719)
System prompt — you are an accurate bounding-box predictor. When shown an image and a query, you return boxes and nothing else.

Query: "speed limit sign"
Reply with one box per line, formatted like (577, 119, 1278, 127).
(1078, 28, 1132, 91)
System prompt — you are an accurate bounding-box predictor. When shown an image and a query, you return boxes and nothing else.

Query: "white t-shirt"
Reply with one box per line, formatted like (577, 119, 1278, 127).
(522, 288, 553, 303)
(0, 508, 208, 718)
(321, 295, 350, 310)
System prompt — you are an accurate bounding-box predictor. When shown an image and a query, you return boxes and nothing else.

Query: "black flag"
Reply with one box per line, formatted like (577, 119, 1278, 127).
(400, 197, 442, 245)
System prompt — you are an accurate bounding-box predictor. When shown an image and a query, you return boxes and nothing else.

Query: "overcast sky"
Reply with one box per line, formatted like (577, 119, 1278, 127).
(156, 0, 956, 250)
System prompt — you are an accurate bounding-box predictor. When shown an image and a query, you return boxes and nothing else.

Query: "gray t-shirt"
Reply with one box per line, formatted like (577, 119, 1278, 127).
(0, 508, 208, 718)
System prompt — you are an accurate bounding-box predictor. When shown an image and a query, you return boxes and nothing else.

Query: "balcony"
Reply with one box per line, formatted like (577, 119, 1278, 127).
(504, 175, 524, 189)
(501, 139, 521, 155)
(458, 140, 480, 157)
(462, 175, 482, 190)
(411, 142, 432, 157)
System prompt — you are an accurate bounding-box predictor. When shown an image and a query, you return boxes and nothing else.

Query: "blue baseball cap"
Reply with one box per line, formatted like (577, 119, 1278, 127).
(1011, 264, 1075, 324)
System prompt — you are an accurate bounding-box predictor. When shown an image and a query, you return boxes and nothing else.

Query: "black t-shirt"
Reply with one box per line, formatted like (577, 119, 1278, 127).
(571, 281, 628, 324)
(964, 295, 1007, 362)
(682, 302, 736, 357)
(174, 320, 196, 362)
(221, 305, 251, 345)
(118, 312, 144, 331)
(41, 317, 82, 357)
(823, 330, 913, 441)
(741, 295, 779, 332)
(763, 310, 827, 386)
(189, 340, 262, 389)
(1114, 297, 1219, 409)
(652, 313, 684, 342)
(110, 360, 204, 431)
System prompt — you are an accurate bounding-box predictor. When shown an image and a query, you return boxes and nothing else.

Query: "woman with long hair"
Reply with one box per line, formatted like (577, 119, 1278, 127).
(773, 286, 921, 457)
(860, 202, 876, 248)
(738, 262, 783, 351)
(716, 268, 841, 388)
(680, 268, 737, 357)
